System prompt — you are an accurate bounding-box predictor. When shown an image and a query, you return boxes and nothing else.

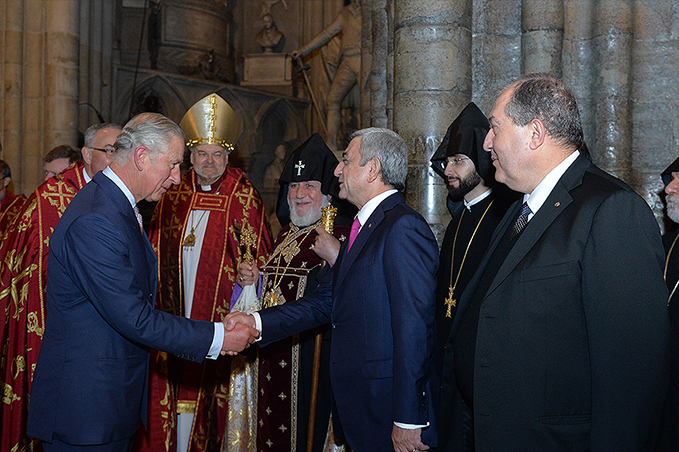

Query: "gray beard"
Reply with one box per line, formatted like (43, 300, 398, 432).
(667, 195, 679, 224)
(288, 195, 330, 227)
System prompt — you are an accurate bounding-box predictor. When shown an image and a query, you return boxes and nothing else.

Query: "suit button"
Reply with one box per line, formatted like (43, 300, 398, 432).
(332, 323, 336, 328)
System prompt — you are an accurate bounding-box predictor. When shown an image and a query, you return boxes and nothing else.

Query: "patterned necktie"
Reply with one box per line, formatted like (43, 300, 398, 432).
(133, 205, 144, 233)
(347, 217, 361, 251)
(511, 202, 532, 239)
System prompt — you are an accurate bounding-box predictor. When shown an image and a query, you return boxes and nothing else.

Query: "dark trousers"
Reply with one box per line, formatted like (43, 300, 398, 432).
(42, 436, 135, 452)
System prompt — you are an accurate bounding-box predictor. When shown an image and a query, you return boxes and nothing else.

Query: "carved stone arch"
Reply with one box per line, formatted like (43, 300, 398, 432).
(114, 74, 189, 124)
(248, 98, 308, 226)
(211, 87, 255, 169)
(250, 98, 307, 188)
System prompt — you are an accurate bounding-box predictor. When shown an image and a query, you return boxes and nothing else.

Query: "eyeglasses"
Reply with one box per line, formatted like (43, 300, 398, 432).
(446, 156, 470, 166)
(90, 147, 116, 157)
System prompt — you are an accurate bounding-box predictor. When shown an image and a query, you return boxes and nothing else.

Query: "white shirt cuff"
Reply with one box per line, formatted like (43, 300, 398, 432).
(393, 421, 429, 429)
(206, 322, 224, 360)
(252, 311, 263, 341)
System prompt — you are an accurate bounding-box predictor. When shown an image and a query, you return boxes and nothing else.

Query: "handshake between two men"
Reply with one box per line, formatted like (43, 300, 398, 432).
(220, 312, 259, 356)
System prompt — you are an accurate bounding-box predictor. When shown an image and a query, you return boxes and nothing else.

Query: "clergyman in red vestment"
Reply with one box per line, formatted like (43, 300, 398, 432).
(0, 123, 122, 452)
(138, 94, 273, 452)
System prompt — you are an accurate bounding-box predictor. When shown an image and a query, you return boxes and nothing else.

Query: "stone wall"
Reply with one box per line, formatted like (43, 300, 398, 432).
(1, 0, 678, 233)
(360, 0, 679, 238)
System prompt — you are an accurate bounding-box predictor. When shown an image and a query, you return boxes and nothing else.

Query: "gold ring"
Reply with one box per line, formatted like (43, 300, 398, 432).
(238, 277, 244, 282)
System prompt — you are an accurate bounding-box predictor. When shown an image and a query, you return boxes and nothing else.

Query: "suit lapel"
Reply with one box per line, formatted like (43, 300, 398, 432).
(333, 192, 400, 291)
(484, 154, 589, 298)
(93, 173, 157, 295)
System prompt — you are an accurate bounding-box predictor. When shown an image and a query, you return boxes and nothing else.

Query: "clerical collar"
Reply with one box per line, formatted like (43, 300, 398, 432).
(196, 170, 226, 194)
(103, 166, 136, 208)
(463, 188, 492, 211)
(523, 150, 580, 221)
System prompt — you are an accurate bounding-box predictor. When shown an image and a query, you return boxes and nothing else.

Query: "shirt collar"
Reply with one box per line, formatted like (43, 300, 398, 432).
(83, 166, 92, 184)
(103, 166, 137, 208)
(464, 188, 493, 211)
(355, 189, 398, 230)
(523, 150, 579, 219)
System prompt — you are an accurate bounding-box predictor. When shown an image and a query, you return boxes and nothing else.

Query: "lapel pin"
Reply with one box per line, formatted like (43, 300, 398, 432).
(554, 202, 561, 207)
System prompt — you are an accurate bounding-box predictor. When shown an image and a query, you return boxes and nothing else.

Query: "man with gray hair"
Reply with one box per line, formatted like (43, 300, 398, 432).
(440, 74, 668, 451)
(227, 127, 440, 452)
(0, 122, 119, 452)
(80, 122, 123, 181)
(27, 113, 259, 452)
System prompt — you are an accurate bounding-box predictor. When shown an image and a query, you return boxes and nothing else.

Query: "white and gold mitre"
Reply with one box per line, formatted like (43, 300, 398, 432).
(179, 93, 243, 151)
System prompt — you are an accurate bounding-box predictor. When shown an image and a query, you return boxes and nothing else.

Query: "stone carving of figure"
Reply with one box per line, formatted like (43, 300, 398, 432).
(177, 49, 231, 83)
(291, 0, 361, 151)
(261, 0, 288, 16)
(256, 13, 284, 53)
(263, 144, 287, 190)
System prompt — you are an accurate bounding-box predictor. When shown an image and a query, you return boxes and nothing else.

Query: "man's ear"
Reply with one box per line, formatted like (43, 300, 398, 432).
(2, 176, 10, 189)
(528, 119, 546, 150)
(81, 146, 93, 166)
(366, 157, 381, 183)
(133, 146, 149, 171)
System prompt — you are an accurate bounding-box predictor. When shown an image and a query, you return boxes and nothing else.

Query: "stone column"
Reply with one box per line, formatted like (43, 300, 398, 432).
(2, 0, 25, 191)
(562, 0, 595, 155)
(630, 0, 679, 228)
(471, 0, 522, 113)
(363, 0, 390, 129)
(591, 0, 633, 181)
(521, 0, 564, 76)
(393, 0, 472, 242)
(77, 0, 115, 129)
(23, 0, 47, 191)
(44, 0, 80, 148)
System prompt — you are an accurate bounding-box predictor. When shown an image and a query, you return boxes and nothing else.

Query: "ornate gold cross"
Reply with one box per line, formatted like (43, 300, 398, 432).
(238, 219, 257, 263)
(444, 285, 456, 318)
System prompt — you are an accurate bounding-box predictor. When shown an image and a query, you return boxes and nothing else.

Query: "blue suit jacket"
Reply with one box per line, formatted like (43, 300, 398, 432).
(259, 192, 439, 451)
(27, 172, 215, 445)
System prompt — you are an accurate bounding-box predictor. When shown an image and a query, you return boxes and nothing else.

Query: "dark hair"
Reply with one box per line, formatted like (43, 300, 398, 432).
(44, 145, 82, 164)
(505, 73, 584, 151)
(351, 127, 408, 191)
(0, 159, 10, 179)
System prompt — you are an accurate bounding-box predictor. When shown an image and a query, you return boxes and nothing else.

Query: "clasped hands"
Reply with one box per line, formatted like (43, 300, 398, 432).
(220, 313, 258, 356)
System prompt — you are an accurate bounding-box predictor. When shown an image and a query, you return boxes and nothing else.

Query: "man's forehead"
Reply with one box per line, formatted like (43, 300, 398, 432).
(93, 127, 121, 144)
(192, 144, 225, 153)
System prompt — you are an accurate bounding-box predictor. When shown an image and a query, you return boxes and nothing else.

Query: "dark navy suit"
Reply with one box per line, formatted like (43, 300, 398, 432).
(259, 192, 439, 451)
(27, 172, 215, 447)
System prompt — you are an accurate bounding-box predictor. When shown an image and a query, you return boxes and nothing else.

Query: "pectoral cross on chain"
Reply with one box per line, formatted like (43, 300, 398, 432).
(295, 160, 305, 176)
(444, 285, 456, 318)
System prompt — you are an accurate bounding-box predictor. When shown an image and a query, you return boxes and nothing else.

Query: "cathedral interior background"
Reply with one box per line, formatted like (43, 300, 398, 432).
(1, 0, 678, 238)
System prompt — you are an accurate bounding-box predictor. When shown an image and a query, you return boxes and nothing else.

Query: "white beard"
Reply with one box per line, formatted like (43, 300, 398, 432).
(667, 194, 679, 224)
(289, 195, 330, 227)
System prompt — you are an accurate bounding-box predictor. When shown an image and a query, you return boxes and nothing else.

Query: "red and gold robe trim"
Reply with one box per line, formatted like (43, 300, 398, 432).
(0, 162, 86, 452)
(138, 168, 273, 452)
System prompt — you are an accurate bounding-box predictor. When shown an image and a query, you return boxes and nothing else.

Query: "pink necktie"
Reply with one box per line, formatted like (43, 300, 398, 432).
(347, 217, 361, 251)
(133, 205, 144, 233)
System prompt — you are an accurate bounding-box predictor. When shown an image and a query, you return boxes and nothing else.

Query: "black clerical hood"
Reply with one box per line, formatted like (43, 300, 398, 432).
(275, 133, 343, 227)
(662, 156, 679, 186)
(430, 102, 493, 182)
